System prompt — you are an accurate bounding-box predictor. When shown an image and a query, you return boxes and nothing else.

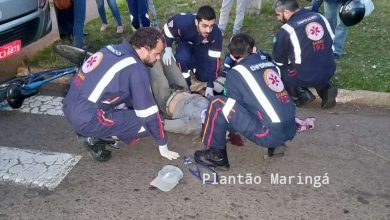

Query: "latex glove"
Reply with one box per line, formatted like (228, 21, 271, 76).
(205, 87, 214, 98)
(159, 144, 180, 160)
(162, 47, 175, 66)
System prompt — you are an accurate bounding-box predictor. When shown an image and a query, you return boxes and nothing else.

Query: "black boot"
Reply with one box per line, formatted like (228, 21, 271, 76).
(293, 87, 316, 107)
(320, 85, 338, 109)
(268, 145, 287, 157)
(194, 148, 230, 171)
(77, 135, 112, 162)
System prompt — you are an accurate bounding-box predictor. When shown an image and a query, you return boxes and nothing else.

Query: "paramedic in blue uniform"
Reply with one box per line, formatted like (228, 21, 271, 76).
(194, 33, 297, 170)
(162, 5, 223, 98)
(222, 49, 272, 76)
(63, 27, 179, 161)
(272, 0, 338, 109)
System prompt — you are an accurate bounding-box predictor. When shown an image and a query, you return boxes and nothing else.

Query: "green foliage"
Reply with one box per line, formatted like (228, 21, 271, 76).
(30, 0, 389, 92)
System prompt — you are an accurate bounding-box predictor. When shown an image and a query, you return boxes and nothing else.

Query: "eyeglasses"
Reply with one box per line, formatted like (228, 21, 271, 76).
(183, 155, 219, 184)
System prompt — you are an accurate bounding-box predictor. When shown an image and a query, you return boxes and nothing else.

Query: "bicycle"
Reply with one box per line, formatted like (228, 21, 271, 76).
(0, 44, 92, 109)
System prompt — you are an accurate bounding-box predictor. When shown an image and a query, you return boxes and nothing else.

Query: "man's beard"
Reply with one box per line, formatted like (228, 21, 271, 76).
(144, 60, 156, 67)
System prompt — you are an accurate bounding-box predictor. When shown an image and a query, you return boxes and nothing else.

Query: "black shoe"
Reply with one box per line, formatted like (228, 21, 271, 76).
(321, 85, 338, 109)
(194, 148, 230, 171)
(268, 145, 287, 157)
(293, 87, 316, 107)
(77, 135, 112, 161)
(85, 144, 112, 161)
(333, 53, 341, 60)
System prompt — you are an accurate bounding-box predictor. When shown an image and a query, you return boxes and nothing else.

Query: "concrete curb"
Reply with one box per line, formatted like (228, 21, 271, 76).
(310, 88, 390, 108)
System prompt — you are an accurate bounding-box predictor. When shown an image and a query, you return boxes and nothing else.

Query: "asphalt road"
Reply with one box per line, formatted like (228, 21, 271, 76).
(0, 101, 389, 219)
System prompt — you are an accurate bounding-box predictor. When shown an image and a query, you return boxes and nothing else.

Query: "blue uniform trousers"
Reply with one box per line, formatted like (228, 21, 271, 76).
(175, 41, 217, 86)
(67, 108, 150, 145)
(201, 96, 296, 149)
(280, 65, 334, 97)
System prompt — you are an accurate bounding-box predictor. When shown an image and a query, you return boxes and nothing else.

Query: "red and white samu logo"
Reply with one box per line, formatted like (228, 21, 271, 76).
(82, 52, 103, 73)
(305, 22, 324, 41)
(263, 69, 284, 93)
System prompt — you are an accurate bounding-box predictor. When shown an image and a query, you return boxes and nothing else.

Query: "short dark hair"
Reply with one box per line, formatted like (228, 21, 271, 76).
(196, 5, 216, 21)
(130, 27, 165, 49)
(274, 0, 299, 12)
(228, 33, 255, 59)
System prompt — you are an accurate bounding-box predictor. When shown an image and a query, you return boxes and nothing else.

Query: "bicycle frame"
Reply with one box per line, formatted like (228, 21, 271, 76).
(22, 67, 77, 90)
(0, 66, 77, 108)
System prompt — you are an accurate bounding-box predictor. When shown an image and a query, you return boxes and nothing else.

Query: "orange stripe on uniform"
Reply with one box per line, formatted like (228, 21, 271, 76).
(201, 98, 226, 144)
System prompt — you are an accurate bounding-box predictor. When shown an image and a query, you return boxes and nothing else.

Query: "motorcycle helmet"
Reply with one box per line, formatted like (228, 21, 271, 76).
(339, 0, 365, 27)
(6, 84, 38, 109)
(6, 84, 24, 109)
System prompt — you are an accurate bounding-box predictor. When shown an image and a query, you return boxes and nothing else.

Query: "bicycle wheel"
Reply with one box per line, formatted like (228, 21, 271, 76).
(52, 44, 93, 66)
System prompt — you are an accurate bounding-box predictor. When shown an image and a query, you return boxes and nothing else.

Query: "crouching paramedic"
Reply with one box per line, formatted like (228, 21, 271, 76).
(194, 33, 297, 170)
(62, 27, 179, 161)
(162, 5, 223, 97)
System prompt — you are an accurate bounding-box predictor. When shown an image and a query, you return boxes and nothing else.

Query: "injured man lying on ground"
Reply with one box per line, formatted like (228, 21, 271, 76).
(149, 59, 209, 135)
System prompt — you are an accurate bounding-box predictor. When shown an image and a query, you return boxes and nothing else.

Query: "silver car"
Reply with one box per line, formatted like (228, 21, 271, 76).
(0, 0, 52, 61)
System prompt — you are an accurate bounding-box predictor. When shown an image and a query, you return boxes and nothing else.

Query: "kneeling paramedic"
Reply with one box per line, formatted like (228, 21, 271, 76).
(62, 27, 179, 161)
(194, 33, 297, 170)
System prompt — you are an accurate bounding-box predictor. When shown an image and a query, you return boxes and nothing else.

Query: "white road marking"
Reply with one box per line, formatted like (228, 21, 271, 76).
(0, 146, 82, 190)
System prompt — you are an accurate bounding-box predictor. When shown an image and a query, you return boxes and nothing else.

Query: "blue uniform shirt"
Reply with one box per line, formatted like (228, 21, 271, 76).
(272, 9, 336, 85)
(226, 54, 295, 128)
(63, 41, 167, 146)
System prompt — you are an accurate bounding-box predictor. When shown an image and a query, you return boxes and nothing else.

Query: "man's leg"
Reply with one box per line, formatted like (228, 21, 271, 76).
(126, 0, 140, 29)
(73, 0, 86, 48)
(218, 0, 234, 35)
(162, 59, 189, 91)
(324, 1, 338, 31)
(315, 83, 338, 109)
(137, 0, 150, 27)
(233, 0, 247, 35)
(175, 41, 194, 86)
(333, 2, 348, 58)
(149, 60, 171, 116)
(193, 43, 219, 87)
(195, 96, 289, 170)
(281, 67, 315, 107)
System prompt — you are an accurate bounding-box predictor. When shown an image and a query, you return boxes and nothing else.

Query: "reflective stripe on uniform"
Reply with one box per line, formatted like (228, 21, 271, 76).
(182, 70, 191, 78)
(318, 14, 335, 51)
(164, 23, 174, 38)
(138, 126, 146, 133)
(281, 24, 302, 64)
(88, 57, 136, 103)
(135, 105, 158, 118)
(222, 98, 236, 122)
(275, 66, 281, 76)
(233, 65, 281, 123)
(208, 50, 221, 58)
(273, 60, 284, 66)
(319, 14, 334, 40)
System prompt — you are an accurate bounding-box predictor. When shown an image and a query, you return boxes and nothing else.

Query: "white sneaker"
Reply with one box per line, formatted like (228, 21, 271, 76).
(116, 26, 124, 34)
(100, 24, 108, 32)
